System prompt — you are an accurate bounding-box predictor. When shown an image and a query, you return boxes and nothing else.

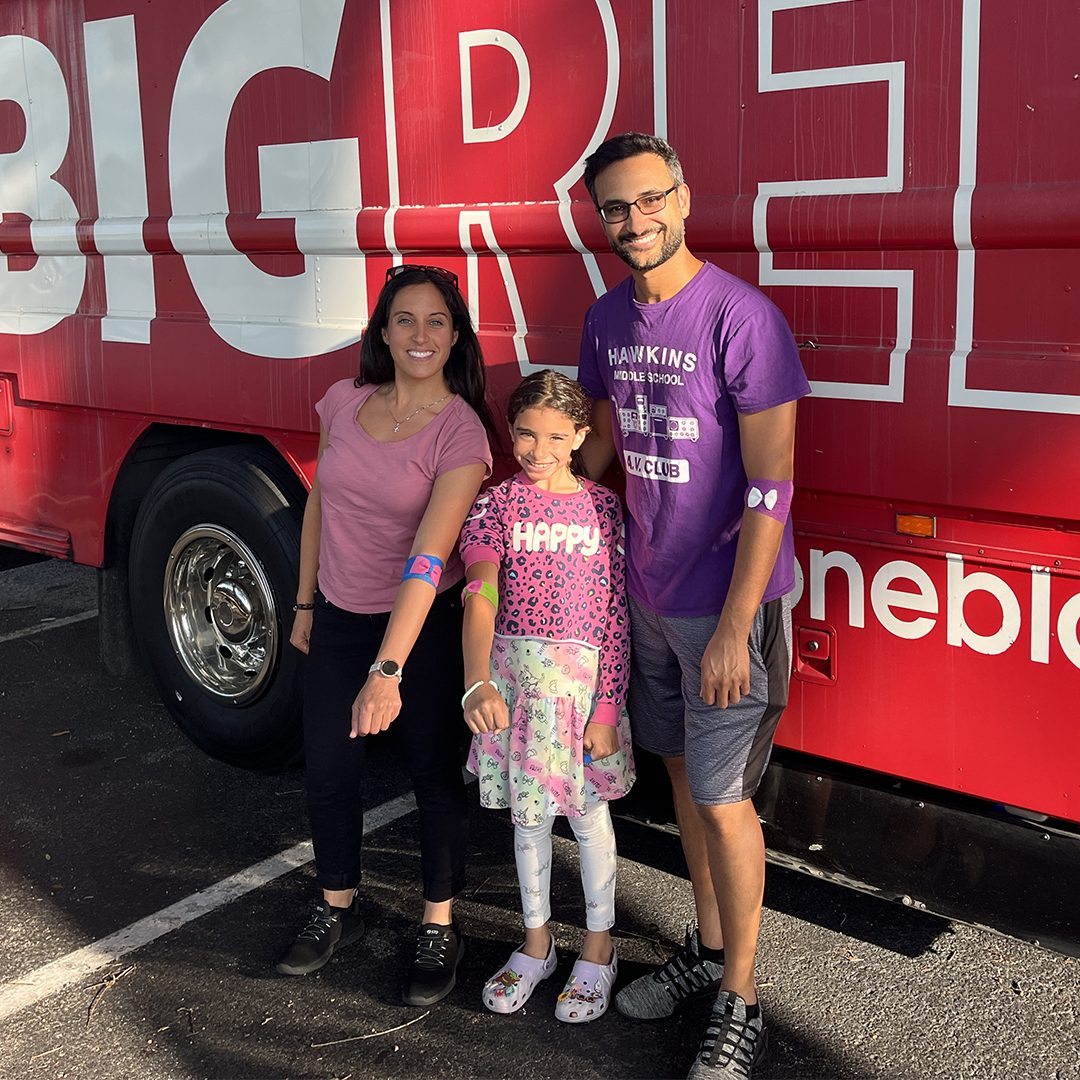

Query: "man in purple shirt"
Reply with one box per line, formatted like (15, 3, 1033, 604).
(578, 133, 810, 1080)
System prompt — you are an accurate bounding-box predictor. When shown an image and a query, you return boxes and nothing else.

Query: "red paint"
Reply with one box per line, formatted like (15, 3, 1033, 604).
(0, 2, 1076, 824)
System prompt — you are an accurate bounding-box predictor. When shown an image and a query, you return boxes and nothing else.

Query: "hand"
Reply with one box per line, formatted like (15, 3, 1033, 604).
(700, 624, 750, 709)
(350, 673, 402, 737)
(583, 721, 619, 762)
(290, 608, 313, 654)
(463, 683, 509, 735)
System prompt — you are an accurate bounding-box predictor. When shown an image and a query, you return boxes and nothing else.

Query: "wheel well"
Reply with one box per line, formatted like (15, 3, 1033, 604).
(97, 426, 307, 680)
(103, 425, 304, 569)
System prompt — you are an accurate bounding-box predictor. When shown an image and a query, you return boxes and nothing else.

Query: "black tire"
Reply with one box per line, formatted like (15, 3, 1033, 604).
(129, 445, 305, 770)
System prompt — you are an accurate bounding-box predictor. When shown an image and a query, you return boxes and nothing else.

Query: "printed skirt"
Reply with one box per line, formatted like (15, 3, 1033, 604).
(467, 634, 635, 827)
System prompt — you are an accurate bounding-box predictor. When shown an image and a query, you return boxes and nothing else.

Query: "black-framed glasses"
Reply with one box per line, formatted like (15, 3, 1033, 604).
(385, 263, 460, 289)
(598, 183, 681, 224)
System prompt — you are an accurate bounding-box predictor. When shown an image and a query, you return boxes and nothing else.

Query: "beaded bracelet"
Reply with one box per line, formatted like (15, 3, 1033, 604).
(461, 679, 498, 710)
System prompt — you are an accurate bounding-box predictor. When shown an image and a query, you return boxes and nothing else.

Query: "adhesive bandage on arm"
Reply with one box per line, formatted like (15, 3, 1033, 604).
(402, 553, 444, 588)
(744, 479, 793, 523)
(461, 578, 499, 610)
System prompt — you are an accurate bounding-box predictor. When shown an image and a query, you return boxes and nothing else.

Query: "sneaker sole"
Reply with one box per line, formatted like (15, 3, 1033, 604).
(756, 1025, 769, 1068)
(401, 936, 466, 1007)
(274, 922, 366, 976)
(614, 978, 723, 1022)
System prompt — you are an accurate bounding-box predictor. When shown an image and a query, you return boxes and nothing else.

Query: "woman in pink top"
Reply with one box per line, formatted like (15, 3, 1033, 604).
(460, 370, 635, 1024)
(277, 266, 493, 1008)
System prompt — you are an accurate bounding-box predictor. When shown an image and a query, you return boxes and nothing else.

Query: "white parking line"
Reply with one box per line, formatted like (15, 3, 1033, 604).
(0, 789, 419, 1022)
(0, 610, 99, 644)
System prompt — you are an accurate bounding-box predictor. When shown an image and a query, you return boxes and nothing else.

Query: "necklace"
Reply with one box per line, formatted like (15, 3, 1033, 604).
(386, 392, 449, 433)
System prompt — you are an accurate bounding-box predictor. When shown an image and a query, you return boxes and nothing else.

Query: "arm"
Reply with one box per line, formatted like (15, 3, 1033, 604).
(461, 558, 509, 734)
(583, 495, 628, 763)
(459, 487, 509, 734)
(289, 423, 330, 655)
(350, 461, 489, 737)
(700, 401, 797, 708)
(580, 399, 617, 481)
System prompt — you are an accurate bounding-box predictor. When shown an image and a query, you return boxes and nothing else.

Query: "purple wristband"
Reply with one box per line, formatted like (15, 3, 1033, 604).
(744, 479, 793, 523)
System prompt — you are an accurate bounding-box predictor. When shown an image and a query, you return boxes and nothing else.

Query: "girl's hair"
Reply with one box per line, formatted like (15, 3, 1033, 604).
(507, 369, 593, 477)
(355, 267, 498, 442)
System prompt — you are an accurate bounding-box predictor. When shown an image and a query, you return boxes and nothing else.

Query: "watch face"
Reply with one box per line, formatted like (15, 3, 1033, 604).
(379, 660, 401, 677)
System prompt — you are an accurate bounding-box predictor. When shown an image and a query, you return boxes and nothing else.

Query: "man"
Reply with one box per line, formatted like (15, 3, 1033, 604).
(577, 132, 810, 1079)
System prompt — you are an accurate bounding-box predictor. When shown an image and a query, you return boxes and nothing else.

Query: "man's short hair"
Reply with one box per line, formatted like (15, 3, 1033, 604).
(582, 132, 685, 206)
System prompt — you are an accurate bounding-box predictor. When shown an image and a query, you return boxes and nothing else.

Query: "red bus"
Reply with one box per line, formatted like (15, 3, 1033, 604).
(1, 0, 1077, 953)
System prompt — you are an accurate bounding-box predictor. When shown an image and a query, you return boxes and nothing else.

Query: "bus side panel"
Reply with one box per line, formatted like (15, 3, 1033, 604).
(783, 535, 1080, 824)
(0, 381, 146, 565)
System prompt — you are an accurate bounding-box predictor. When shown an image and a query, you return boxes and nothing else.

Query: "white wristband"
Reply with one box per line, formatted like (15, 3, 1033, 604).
(461, 679, 498, 710)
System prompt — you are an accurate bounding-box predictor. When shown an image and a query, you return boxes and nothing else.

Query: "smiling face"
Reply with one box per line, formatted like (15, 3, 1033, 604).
(593, 152, 690, 273)
(510, 406, 588, 489)
(380, 282, 459, 384)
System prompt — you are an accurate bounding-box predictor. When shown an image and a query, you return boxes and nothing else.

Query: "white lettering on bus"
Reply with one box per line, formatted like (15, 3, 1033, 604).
(459, 29, 531, 144)
(0, 36, 85, 335)
(168, 0, 364, 359)
(793, 550, 1080, 671)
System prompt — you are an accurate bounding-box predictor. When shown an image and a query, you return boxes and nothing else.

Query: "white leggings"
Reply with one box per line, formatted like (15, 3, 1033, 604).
(514, 800, 617, 933)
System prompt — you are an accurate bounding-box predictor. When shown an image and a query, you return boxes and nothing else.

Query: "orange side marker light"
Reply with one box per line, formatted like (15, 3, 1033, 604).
(896, 513, 935, 538)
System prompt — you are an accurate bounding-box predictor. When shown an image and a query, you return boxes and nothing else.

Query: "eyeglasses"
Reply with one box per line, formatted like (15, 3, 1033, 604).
(598, 183, 681, 224)
(385, 264, 460, 289)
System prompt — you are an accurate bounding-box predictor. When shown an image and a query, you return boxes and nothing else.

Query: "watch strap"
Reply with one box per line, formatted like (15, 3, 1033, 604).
(369, 659, 403, 680)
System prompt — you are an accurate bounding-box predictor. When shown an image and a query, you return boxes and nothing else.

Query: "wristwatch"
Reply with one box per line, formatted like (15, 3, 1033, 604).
(369, 658, 403, 681)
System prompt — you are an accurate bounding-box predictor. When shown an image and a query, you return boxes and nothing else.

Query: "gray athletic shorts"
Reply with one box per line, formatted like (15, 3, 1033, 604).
(628, 594, 793, 805)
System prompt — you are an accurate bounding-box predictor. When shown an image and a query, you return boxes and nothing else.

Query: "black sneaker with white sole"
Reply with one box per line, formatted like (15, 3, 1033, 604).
(275, 895, 365, 976)
(402, 921, 464, 1006)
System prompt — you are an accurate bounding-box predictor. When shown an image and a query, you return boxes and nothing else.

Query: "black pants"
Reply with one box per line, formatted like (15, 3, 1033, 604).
(302, 586, 468, 900)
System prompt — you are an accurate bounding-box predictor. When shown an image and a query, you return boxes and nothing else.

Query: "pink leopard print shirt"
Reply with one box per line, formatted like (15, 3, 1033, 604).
(459, 474, 630, 719)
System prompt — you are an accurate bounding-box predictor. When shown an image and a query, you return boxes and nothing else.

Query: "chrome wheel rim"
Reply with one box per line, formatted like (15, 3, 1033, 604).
(164, 525, 278, 702)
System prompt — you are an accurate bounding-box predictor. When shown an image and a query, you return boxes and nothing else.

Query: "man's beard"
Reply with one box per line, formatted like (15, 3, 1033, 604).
(610, 219, 684, 272)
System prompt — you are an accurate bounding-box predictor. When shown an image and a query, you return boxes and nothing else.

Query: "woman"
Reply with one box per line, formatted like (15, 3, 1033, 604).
(278, 265, 493, 1007)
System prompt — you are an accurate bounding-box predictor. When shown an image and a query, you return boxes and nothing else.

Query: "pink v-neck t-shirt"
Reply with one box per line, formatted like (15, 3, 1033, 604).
(314, 379, 492, 613)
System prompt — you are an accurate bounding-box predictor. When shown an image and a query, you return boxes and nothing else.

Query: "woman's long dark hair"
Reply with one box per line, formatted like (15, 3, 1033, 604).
(356, 267, 498, 443)
(506, 369, 593, 478)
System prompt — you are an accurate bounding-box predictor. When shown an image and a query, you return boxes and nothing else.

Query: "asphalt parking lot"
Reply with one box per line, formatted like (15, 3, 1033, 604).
(1, 560, 1078, 1079)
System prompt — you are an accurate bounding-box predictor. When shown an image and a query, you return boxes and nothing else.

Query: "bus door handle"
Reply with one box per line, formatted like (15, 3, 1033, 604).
(795, 626, 836, 685)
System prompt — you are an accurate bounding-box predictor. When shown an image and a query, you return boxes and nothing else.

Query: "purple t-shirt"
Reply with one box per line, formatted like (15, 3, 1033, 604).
(578, 263, 810, 617)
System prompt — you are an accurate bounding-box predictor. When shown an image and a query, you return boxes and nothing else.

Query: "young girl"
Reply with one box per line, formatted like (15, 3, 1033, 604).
(459, 369, 634, 1023)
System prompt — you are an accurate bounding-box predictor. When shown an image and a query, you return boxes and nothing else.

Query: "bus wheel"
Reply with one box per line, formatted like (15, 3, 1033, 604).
(129, 445, 305, 770)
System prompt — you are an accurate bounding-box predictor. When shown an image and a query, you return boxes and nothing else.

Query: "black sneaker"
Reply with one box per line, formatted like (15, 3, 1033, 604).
(275, 895, 365, 975)
(402, 921, 464, 1006)
(687, 991, 767, 1079)
(615, 926, 725, 1020)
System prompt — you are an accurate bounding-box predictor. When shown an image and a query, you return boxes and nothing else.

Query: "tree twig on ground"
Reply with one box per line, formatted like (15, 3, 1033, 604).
(310, 1010, 430, 1048)
(616, 925, 675, 958)
(85, 964, 136, 1028)
(469, 874, 493, 898)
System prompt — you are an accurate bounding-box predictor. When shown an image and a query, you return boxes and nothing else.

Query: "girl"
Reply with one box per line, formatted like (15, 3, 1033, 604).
(459, 369, 635, 1023)
(281, 265, 494, 1008)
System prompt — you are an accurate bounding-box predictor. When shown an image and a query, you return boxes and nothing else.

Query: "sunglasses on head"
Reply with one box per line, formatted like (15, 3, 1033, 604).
(384, 264, 460, 289)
